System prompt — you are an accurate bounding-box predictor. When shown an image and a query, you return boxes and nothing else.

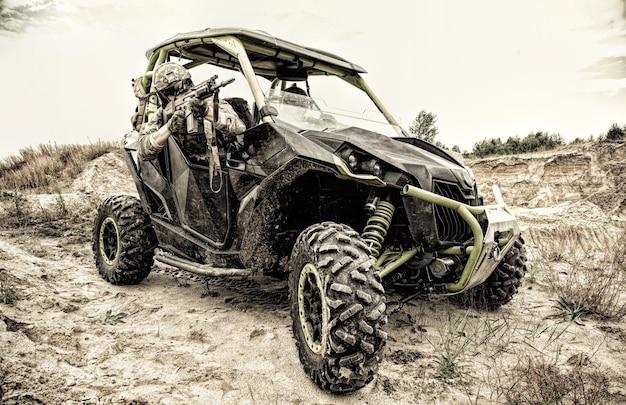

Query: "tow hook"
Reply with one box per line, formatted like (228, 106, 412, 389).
(491, 244, 502, 261)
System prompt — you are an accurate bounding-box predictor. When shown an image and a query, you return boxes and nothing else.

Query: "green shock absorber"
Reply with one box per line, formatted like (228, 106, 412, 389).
(361, 199, 395, 258)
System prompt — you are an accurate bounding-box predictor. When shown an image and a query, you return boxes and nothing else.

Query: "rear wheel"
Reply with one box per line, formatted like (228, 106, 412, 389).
(453, 236, 527, 309)
(92, 194, 157, 285)
(288, 222, 387, 393)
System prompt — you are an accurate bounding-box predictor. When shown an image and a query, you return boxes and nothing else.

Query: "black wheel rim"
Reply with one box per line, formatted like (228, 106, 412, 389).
(99, 217, 120, 266)
(297, 263, 328, 355)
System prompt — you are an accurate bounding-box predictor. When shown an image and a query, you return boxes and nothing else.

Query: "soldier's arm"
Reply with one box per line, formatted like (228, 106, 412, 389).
(138, 108, 186, 161)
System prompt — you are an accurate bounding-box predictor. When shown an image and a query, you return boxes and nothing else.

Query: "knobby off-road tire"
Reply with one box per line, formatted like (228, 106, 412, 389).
(453, 236, 528, 310)
(92, 194, 157, 285)
(288, 222, 387, 393)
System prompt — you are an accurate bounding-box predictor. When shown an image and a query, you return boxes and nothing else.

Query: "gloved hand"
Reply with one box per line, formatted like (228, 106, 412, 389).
(168, 110, 186, 134)
(188, 97, 207, 118)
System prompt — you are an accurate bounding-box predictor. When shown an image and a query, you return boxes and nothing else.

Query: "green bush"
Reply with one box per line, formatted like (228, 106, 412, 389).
(468, 123, 624, 159)
(470, 131, 564, 158)
(602, 123, 626, 141)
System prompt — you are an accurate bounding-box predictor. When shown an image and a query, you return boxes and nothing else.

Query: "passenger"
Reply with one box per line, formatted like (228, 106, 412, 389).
(282, 83, 310, 107)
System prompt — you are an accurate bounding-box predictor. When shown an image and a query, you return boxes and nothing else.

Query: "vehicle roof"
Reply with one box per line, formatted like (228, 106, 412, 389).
(145, 27, 367, 79)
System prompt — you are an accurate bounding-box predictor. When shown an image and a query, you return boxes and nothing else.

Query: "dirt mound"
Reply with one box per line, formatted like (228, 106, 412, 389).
(470, 141, 626, 217)
(15, 152, 138, 217)
(469, 141, 626, 257)
(68, 151, 137, 196)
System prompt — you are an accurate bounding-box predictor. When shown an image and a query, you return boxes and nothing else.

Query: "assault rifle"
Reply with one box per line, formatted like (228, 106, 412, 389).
(163, 75, 235, 135)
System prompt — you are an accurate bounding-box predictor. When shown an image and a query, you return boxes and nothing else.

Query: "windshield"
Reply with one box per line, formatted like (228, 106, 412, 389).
(264, 76, 402, 137)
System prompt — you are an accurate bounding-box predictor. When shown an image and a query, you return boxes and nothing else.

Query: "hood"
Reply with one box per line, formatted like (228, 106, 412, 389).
(302, 127, 475, 192)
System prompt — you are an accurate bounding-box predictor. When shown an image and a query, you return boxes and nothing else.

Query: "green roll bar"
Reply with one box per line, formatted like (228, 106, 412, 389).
(397, 184, 518, 293)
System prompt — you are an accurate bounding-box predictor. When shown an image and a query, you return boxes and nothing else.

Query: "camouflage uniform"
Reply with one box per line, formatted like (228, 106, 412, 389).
(138, 101, 247, 161)
(137, 108, 167, 160)
(137, 61, 247, 161)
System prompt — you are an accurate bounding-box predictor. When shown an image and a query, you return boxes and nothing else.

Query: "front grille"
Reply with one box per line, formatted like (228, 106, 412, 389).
(432, 180, 474, 243)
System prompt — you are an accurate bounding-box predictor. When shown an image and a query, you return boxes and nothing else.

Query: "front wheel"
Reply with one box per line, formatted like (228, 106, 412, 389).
(288, 222, 387, 393)
(92, 194, 157, 285)
(452, 236, 528, 310)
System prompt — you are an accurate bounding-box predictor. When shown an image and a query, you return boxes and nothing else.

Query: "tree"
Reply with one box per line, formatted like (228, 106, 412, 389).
(409, 110, 439, 143)
(470, 131, 564, 158)
(605, 123, 626, 141)
(472, 137, 504, 158)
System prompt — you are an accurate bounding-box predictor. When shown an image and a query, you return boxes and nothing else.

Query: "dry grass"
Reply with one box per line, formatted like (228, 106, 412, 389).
(541, 236, 626, 321)
(455, 232, 626, 403)
(0, 142, 117, 228)
(0, 141, 117, 191)
(0, 189, 87, 228)
(430, 318, 472, 380)
(424, 276, 624, 404)
(187, 329, 207, 343)
(501, 355, 612, 405)
(0, 271, 17, 305)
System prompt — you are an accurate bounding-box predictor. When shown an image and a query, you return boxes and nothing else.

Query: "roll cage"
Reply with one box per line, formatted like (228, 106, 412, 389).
(139, 27, 405, 136)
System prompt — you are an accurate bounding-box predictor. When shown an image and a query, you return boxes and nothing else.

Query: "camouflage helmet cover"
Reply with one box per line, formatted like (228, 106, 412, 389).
(153, 62, 191, 92)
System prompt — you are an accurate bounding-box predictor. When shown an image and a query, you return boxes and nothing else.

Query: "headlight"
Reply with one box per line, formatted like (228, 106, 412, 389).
(347, 153, 359, 171)
(372, 162, 384, 177)
(338, 147, 385, 178)
(462, 166, 475, 188)
(361, 158, 384, 177)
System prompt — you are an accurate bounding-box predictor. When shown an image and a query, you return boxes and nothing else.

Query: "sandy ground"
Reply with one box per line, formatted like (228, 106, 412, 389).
(1, 143, 625, 404)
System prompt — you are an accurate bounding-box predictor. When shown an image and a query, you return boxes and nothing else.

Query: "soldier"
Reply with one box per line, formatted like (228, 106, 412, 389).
(138, 62, 246, 161)
(282, 83, 310, 107)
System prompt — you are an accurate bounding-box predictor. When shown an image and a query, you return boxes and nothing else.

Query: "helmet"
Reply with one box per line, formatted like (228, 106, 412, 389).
(152, 62, 192, 93)
(283, 84, 307, 96)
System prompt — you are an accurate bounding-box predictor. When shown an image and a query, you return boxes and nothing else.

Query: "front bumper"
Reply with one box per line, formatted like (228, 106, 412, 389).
(401, 184, 520, 294)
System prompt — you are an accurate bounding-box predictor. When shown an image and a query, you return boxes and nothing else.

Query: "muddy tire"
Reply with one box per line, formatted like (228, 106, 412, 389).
(453, 237, 528, 310)
(288, 222, 387, 393)
(92, 194, 157, 285)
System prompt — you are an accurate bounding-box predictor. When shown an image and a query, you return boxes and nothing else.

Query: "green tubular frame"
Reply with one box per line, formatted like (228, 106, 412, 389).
(140, 35, 402, 133)
(398, 184, 514, 293)
(400, 185, 482, 292)
(376, 248, 419, 278)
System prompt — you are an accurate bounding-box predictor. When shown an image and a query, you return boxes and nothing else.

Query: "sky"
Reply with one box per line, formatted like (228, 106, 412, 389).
(0, 0, 625, 158)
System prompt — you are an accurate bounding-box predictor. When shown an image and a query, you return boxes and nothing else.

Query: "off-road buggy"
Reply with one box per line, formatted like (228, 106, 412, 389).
(92, 27, 527, 393)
